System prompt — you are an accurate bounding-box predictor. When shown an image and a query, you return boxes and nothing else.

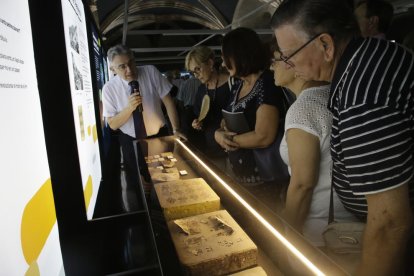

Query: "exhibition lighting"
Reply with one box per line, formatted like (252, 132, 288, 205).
(175, 138, 325, 276)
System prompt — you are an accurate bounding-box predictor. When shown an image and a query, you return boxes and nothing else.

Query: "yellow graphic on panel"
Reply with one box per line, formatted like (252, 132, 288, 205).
(21, 178, 56, 275)
(84, 175, 93, 209)
(92, 124, 98, 143)
(87, 124, 98, 143)
(25, 261, 39, 276)
(78, 105, 85, 141)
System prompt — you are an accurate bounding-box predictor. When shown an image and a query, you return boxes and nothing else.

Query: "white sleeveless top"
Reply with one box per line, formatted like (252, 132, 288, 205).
(279, 85, 356, 246)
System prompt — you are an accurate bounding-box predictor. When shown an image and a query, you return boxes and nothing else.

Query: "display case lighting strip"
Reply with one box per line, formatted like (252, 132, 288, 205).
(175, 138, 325, 276)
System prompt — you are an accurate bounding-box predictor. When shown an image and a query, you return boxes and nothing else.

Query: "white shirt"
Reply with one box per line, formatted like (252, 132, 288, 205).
(280, 85, 356, 246)
(102, 65, 172, 137)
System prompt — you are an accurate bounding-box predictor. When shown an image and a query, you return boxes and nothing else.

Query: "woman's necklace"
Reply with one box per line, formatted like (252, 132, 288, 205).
(237, 71, 262, 100)
(205, 73, 219, 102)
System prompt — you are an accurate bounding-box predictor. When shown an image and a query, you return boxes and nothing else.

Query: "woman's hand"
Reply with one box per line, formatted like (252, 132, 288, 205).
(192, 119, 203, 130)
(214, 128, 239, 151)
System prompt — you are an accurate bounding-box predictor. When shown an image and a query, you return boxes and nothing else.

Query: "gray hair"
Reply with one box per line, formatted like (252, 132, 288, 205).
(107, 44, 134, 64)
(185, 46, 215, 71)
(271, 0, 360, 45)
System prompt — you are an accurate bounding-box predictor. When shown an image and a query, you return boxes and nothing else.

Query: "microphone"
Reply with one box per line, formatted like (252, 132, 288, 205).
(128, 80, 143, 112)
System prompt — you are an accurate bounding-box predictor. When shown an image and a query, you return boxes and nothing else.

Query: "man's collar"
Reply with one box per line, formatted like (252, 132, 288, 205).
(373, 33, 386, 40)
(328, 36, 365, 110)
(331, 36, 365, 90)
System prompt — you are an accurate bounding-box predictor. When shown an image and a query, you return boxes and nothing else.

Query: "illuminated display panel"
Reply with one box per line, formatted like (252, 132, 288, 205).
(61, 0, 102, 219)
(0, 0, 63, 274)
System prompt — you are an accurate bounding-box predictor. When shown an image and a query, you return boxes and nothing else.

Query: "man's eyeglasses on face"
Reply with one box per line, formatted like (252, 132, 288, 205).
(279, 33, 322, 68)
(115, 59, 135, 71)
(189, 66, 201, 76)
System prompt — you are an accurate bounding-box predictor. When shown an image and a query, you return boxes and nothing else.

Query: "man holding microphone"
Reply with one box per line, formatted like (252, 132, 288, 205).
(102, 44, 181, 197)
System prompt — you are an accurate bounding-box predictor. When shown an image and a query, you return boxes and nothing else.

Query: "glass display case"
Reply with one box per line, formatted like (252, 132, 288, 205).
(138, 136, 355, 276)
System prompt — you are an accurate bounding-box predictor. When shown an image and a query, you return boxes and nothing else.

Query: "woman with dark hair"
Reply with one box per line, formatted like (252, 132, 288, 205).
(215, 27, 289, 186)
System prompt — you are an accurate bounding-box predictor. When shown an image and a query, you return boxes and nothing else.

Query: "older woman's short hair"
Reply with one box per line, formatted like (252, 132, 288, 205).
(271, 0, 360, 46)
(107, 44, 134, 63)
(185, 46, 215, 71)
(222, 27, 268, 77)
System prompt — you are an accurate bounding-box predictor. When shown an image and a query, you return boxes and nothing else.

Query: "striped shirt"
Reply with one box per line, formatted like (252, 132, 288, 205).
(328, 37, 414, 217)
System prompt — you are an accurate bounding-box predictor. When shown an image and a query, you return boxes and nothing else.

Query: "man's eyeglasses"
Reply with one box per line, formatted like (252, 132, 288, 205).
(279, 33, 322, 68)
(114, 59, 135, 71)
(189, 66, 201, 75)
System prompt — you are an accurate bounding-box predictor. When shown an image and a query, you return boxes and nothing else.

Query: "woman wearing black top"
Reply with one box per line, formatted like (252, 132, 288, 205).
(215, 27, 289, 185)
(185, 46, 231, 155)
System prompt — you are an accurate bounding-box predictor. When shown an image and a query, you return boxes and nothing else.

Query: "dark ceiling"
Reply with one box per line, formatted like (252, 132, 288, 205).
(87, 0, 414, 72)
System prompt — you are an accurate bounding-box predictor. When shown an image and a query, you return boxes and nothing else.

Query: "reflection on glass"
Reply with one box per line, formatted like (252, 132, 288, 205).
(175, 138, 325, 275)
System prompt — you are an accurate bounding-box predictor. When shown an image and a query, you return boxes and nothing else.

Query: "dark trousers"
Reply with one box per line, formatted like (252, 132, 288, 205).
(118, 132, 151, 188)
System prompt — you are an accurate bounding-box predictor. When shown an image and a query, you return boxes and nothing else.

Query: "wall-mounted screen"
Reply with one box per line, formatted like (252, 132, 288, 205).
(61, 0, 102, 219)
(0, 0, 63, 274)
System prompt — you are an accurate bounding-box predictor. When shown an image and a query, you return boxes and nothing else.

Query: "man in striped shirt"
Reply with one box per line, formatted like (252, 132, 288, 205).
(271, 0, 413, 274)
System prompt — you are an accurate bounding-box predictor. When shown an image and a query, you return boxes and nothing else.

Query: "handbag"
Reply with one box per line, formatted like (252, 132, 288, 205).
(253, 131, 289, 182)
(322, 185, 365, 254)
(252, 88, 295, 183)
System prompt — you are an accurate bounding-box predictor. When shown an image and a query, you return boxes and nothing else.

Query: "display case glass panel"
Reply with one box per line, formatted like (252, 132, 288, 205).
(139, 137, 351, 275)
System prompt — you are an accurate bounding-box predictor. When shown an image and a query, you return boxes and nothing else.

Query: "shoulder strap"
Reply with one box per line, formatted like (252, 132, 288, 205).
(328, 181, 335, 224)
(228, 76, 235, 90)
(281, 88, 296, 106)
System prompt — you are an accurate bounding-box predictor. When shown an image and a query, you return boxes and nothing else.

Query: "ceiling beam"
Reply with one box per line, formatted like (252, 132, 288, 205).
(197, 0, 227, 28)
(131, 46, 222, 53)
(177, 0, 279, 56)
(102, 1, 223, 34)
(127, 29, 273, 36)
(122, 0, 129, 44)
(104, 14, 220, 36)
(136, 56, 186, 62)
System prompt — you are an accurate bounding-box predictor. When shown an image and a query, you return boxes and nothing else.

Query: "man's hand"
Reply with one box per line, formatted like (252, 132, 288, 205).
(107, 92, 142, 130)
(128, 92, 142, 112)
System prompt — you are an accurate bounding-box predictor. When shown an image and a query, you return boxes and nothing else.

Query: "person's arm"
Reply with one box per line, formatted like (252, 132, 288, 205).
(355, 183, 413, 275)
(162, 93, 180, 132)
(232, 104, 278, 149)
(283, 129, 320, 231)
(107, 93, 141, 130)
